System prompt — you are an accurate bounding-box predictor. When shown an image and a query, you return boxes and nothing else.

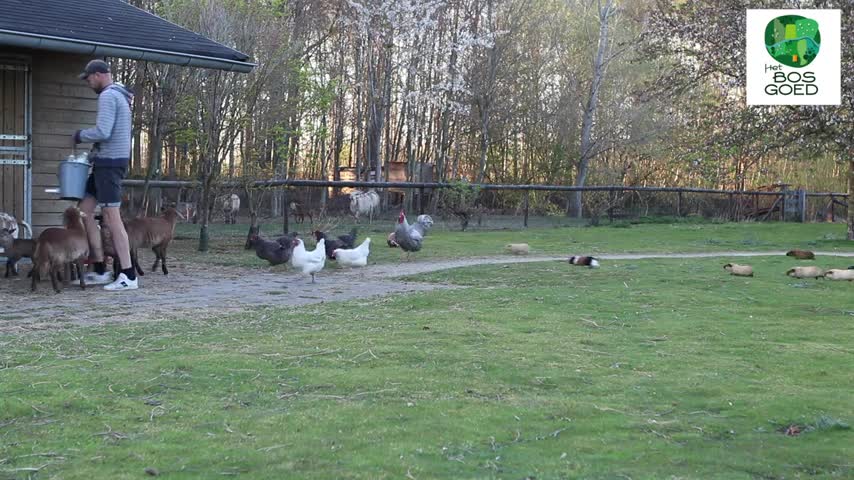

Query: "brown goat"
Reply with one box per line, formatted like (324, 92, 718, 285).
(31, 207, 89, 293)
(123, 207, 181, 275)
(288, 201, 313, 224)
(101, 222, 144, 278)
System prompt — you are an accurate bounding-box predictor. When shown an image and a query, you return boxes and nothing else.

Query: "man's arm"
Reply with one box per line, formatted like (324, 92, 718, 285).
(75, 92, 116, 144)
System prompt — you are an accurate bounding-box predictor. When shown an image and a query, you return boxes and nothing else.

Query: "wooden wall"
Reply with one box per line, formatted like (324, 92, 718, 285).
(29, 50, 97, 235)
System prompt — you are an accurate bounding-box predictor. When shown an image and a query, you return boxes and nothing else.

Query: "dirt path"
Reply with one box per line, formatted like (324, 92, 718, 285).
(2, 251, 852, 333)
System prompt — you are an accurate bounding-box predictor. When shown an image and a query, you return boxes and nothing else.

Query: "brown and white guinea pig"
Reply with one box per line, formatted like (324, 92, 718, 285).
(568, 256, 599, 268)
(786, 249, 815, 260)
(786, 266, 824, 279)
(723, 263, 753, 277)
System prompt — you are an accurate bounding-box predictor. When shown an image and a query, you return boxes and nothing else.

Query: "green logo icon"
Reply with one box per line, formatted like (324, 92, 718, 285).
(765, 15, 821, 68)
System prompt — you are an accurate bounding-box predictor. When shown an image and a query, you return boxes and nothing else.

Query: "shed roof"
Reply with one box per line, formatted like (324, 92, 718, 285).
(0, 0, 254, 72)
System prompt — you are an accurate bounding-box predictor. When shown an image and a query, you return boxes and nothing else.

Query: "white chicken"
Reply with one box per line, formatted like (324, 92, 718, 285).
(290, 238, 326, 283)
(332, 238, 371, 267)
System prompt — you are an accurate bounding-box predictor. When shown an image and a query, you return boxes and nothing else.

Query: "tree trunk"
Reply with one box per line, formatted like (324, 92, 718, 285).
(353, 34, 364, 177)
(331, 41, 346, 201)
(570, 0, 615, 219)
(319, 112, 328, 210)
(403, 33, 421, 214)
(131, 62, 145, 175)
(475, 0, 497, 184)
(139, 106, 163, 217)
(366, 34, 388, 186)
(245, 211, 259, 250)
(848, 156, 853, 240)
(198, 179, 211, 252)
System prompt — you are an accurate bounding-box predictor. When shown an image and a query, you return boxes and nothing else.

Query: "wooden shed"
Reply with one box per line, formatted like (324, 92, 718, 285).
(0, 0, 253, 237)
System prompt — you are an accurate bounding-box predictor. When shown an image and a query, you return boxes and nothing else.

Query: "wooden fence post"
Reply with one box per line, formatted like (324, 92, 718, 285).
(282, 188, 289, 234)
(676, 191, 682, 217)
(728, 193, 734, 220)
(798, 189, 806, 223)
(830, 195, 835, 221)
(523, 190, 529, 228)
(608, 189, 615, 222)
(753, 193, 758, 220)
(780, 192, 786, 221)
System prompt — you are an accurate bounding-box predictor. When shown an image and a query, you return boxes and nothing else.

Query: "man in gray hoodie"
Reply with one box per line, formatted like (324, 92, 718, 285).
(73, 59, 138, 291)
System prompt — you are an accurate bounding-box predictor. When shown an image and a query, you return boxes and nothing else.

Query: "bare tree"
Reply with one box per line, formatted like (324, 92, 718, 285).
(569, 0, 617, 218)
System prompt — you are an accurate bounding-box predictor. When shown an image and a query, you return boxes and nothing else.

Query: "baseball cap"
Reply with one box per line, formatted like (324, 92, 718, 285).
(79, 59, 111, 80)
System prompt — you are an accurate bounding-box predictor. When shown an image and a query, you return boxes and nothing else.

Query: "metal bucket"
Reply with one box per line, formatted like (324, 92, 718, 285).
(58, 160, 90, 201)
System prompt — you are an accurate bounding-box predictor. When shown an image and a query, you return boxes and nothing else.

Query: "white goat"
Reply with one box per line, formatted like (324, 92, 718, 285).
(0, 211, 32, 255)
(349, 189, 380, 223)
(220, 194, 240, 224)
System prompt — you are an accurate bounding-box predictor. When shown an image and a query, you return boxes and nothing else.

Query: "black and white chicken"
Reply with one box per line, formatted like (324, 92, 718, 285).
(313, 228, 358, 260)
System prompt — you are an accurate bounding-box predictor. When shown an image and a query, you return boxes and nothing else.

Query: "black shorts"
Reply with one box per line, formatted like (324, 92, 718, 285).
(85, 166, 127, 207)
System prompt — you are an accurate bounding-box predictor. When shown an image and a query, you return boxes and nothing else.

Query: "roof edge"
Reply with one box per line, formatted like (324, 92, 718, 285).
(0, 30, 255, 73)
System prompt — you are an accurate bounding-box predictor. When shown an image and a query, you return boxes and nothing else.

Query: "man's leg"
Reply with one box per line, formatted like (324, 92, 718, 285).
(102, 205, 137, 291)
(80, 194, 103, 262)
(97, 166, 138, 291)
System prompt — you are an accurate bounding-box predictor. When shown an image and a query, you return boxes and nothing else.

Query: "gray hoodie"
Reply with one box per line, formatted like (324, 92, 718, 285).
(77, 83, 133, 168)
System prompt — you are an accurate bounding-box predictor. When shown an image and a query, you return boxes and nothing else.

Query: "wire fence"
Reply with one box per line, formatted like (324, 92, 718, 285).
(122, 178, 849, 232)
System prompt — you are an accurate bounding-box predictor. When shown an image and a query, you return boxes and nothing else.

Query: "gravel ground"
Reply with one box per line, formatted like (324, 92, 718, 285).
(2, 251, 852, 334)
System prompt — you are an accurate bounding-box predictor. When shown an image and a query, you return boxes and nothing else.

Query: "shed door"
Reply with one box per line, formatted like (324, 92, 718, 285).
(0, 59, 32, 228)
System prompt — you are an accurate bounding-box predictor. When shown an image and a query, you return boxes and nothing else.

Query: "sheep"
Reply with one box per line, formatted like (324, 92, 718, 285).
(823, 269, 854, 281)
(30, 207, 89, 293)
(786, 249, 815, 260)
(568, 255, 600, 268)
(723, 263, 753, 277)
(349, 189, 380, 223)
(504, 243, 530, 255)
(220, 193, 240, 224)
(107, 207, 181, 276)
(0, 227, 36, 278)
(786, 266, 825, 279)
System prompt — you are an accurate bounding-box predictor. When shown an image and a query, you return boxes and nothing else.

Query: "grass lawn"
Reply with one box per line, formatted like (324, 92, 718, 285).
(171, 218, 853, 268)
(1, 251, 852, 478)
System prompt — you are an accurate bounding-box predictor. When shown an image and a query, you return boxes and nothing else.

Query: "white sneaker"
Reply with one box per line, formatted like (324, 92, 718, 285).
(83, 271, 114, 285)
(103, 273, 138, 291)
